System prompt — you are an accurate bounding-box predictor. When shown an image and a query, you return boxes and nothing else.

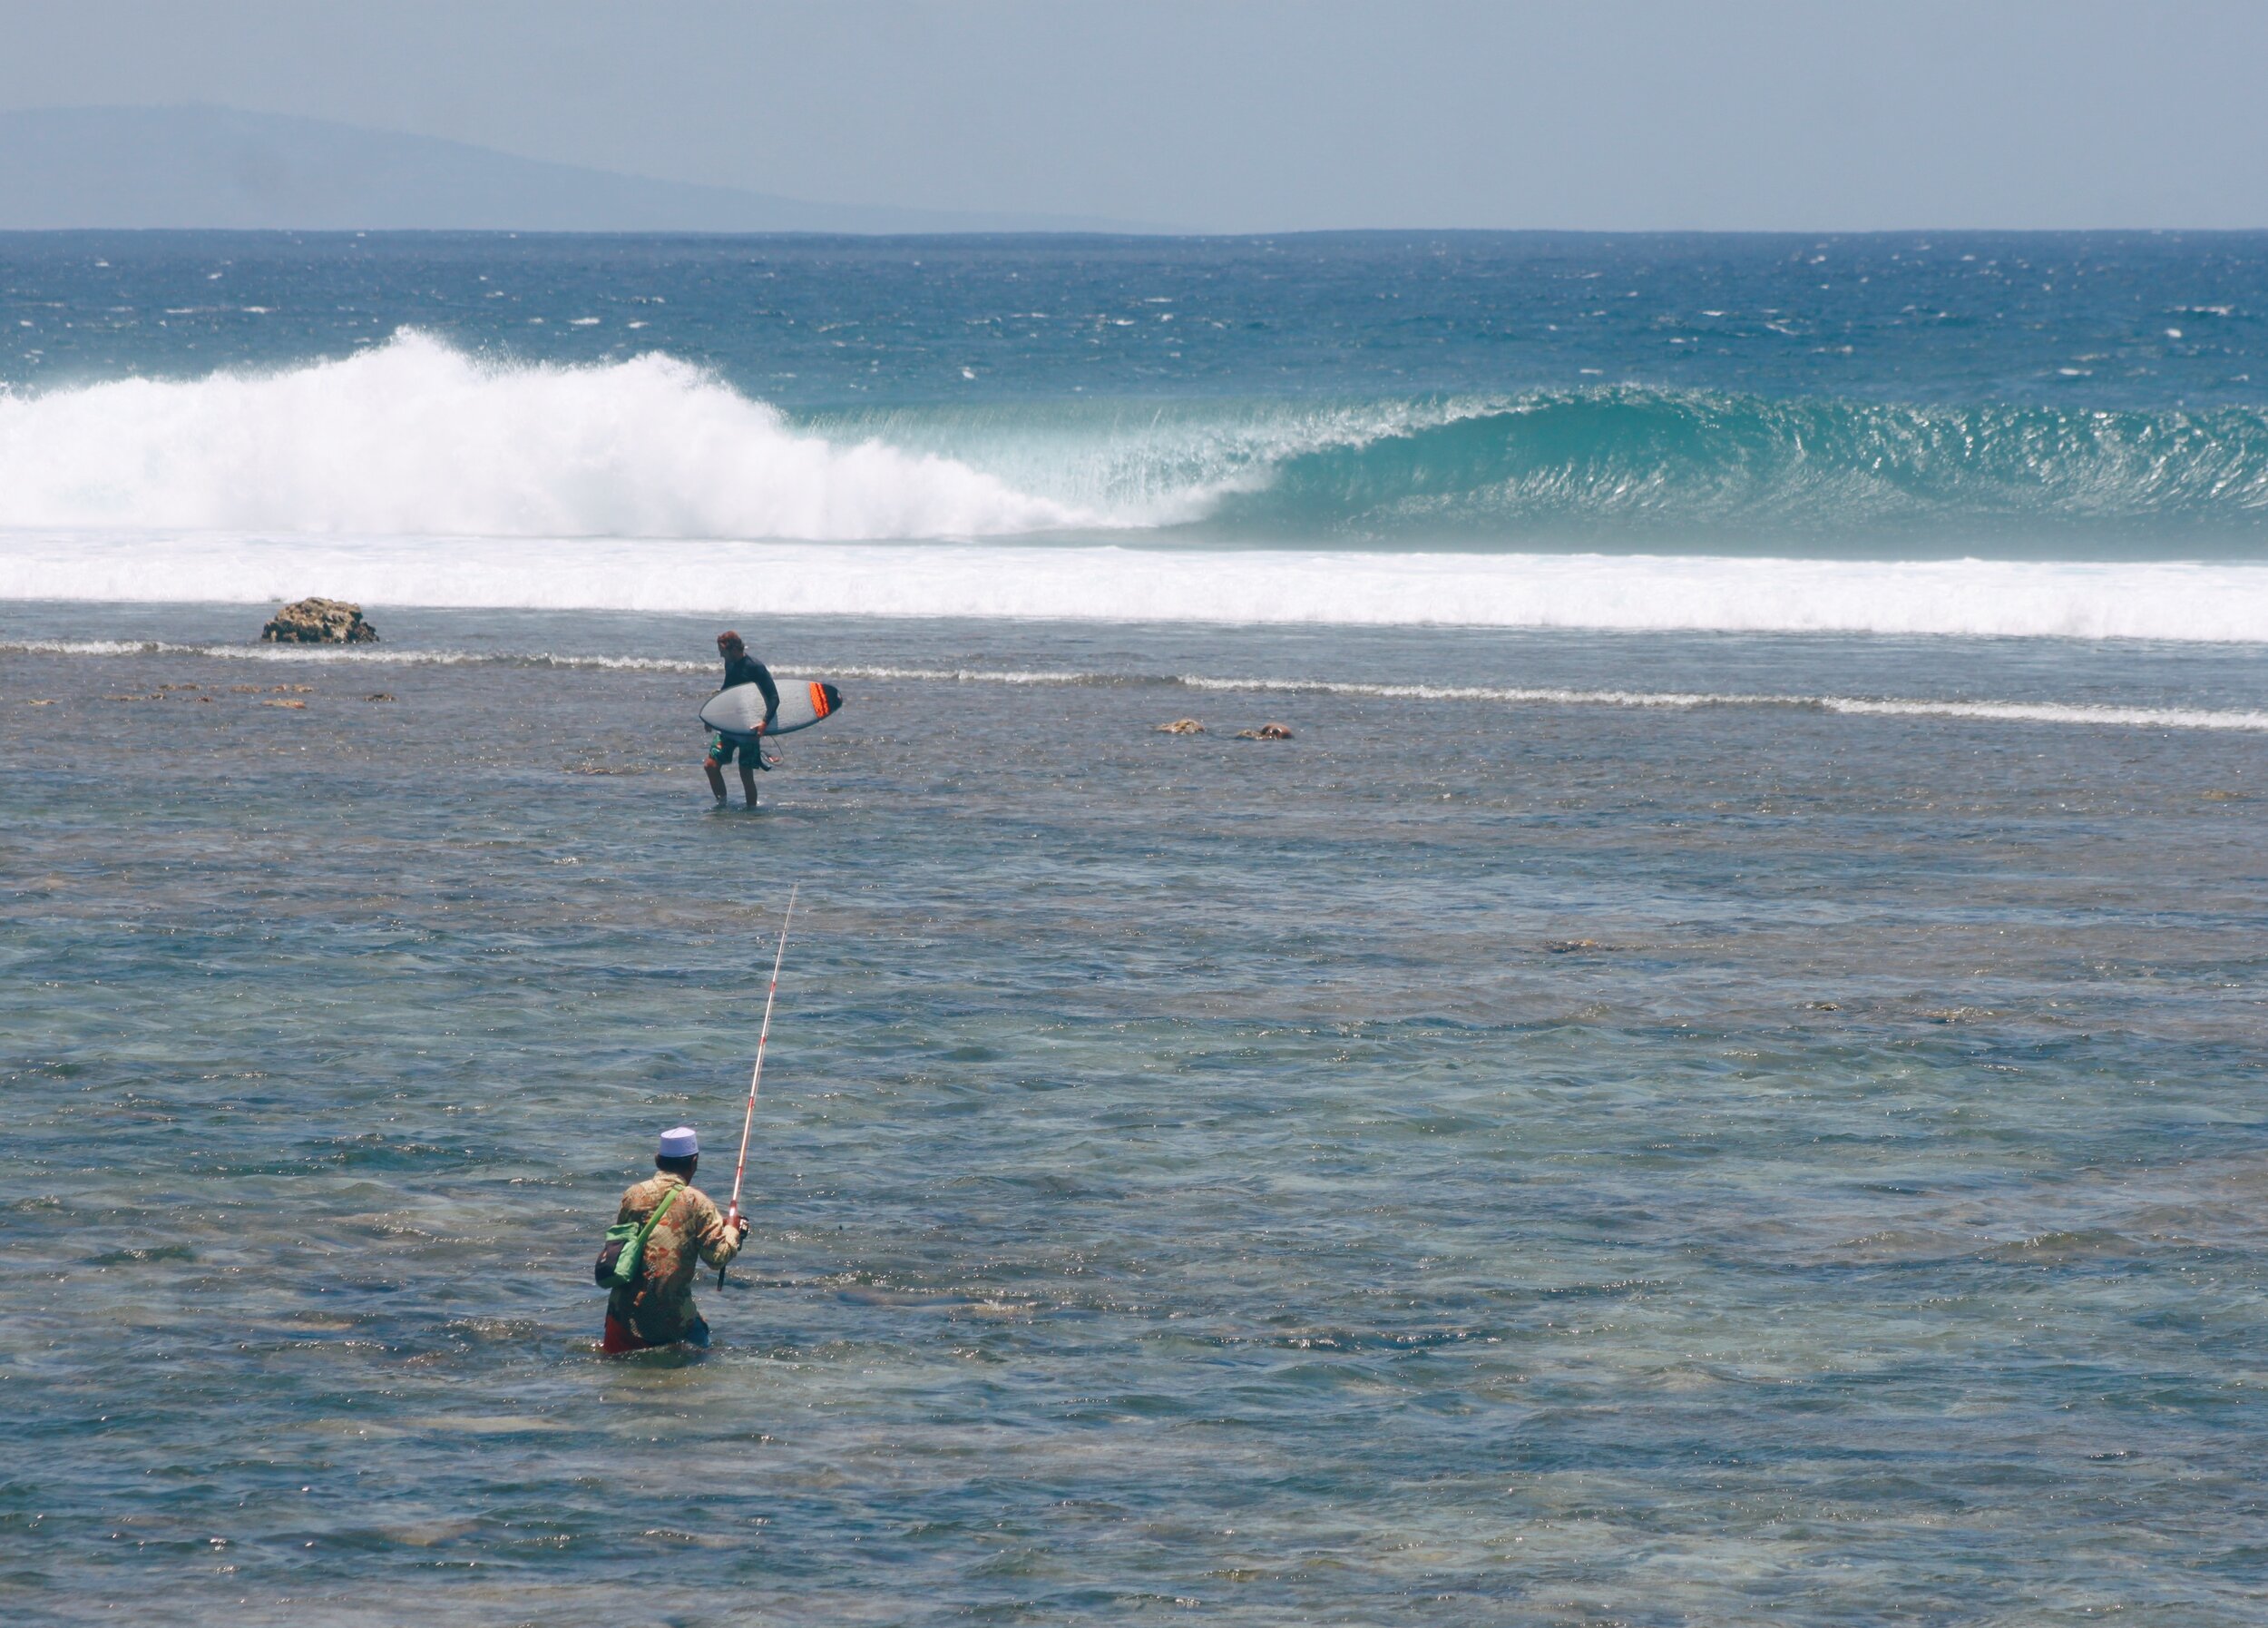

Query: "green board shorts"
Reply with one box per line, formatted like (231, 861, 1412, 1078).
(707, 731, 763, 765)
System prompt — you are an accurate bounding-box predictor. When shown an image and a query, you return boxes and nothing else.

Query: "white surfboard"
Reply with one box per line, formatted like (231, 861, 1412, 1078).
(699, 677, 844, 739)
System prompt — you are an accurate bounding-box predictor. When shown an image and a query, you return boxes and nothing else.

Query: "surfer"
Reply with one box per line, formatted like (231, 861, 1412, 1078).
(704, 630, 780, 808)
(600, 1126, 750, 1353)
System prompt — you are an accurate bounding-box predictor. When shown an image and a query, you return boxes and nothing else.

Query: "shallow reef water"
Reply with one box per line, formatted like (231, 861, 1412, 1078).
(2, 604, 2264, 1623)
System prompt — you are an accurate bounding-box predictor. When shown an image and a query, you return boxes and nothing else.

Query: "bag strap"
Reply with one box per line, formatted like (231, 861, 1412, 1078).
(634, 1185, 681, 1249)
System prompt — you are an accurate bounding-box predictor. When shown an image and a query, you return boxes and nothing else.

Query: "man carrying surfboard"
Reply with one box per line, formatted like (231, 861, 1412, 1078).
(704, 630, 780, 807)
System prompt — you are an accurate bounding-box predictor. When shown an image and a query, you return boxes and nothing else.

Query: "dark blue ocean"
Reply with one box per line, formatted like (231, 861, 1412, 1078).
(3, 234, 2267, 1623)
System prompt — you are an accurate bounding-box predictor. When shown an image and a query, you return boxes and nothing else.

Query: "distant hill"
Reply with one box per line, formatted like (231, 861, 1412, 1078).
(0, 105, 1155, 233)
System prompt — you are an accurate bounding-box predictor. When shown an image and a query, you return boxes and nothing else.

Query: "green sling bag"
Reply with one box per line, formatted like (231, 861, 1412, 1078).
(593, 1186, 681, 1290)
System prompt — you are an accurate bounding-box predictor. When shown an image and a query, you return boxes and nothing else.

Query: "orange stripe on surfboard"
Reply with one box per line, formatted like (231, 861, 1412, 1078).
(807, 681, 831, 721)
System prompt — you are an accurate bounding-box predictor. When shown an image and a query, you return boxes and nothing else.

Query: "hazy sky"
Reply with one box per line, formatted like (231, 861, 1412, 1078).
(4, 0, 2265, 231)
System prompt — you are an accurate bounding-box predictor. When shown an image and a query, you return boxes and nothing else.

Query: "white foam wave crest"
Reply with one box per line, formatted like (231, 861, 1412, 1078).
(11, 639, 2266, 732)
(0, 331, 1089, 540)
(5, 533, 2268, 642)
(0, 637, 709, 671)
(1173, 675, 2268, 731)
(852, 668, 2268, 730)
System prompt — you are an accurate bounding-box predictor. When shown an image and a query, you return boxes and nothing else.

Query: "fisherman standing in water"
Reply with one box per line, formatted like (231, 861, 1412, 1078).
(704, 630, 780, 808)
(600, 1126, 749, 1353)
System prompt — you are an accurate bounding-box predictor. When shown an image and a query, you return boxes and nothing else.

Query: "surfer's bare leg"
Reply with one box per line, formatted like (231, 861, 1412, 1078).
(704, 756, 728, 802)
(738, 760, 760, 807)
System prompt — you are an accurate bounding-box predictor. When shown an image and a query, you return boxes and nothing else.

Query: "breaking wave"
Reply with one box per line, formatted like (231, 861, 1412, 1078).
(0, 331, 1090, 540)
(5, 331, 2268, 547)
(815, 389, 2268, 544)
(1200, 392, 2268, 541)
(7, 331, 2268, 637)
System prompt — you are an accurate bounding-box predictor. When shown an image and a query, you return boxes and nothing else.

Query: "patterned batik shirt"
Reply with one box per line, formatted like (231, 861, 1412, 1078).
(607, 1172, 745, 1345)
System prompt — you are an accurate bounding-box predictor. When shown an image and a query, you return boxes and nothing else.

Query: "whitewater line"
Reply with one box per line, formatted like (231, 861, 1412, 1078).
(0, 638, 713, 671)
(9, 641, 2266, 732)
(8, 534, 2268, 642)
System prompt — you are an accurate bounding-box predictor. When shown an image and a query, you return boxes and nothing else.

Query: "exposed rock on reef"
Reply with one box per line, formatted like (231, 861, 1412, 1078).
(1236, 722, 1295, 740)
(261, 598, 378, 643)
(1155, 718, 1206, 734)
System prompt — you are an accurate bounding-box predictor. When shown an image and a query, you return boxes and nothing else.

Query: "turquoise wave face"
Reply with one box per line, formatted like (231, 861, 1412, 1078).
(1196, 390, 2268, 546)
(804, 388, 2268, 553)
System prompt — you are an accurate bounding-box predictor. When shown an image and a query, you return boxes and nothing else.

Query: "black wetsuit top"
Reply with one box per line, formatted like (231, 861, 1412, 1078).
(722, 652, 781, 728)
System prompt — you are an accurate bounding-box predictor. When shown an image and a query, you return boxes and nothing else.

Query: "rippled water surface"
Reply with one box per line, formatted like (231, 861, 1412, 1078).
(4, 605, 2266, 1624)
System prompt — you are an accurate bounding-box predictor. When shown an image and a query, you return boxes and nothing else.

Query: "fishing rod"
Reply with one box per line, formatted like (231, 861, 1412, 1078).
(719, 884, 797, 1290)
